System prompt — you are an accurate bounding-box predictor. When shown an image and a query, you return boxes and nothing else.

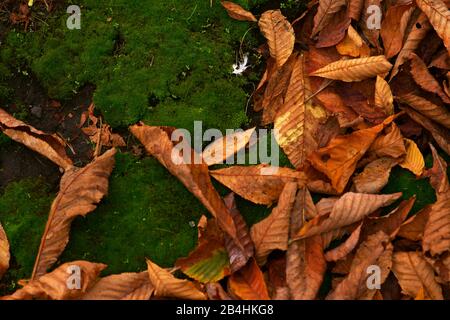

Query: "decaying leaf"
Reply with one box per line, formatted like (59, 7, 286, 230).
(416, 0, 450, 53)
(308, 116, 395, 193)
(0, 223, 9, 279)
(3, 261, 106, 300)
(220, 1, 257, 22)
(336, 25, 370, 58)
(399, 138, 425, 176)
(32, 149, 116, 279)
(375, 76, 394, 115)
(325, 223, 363, 262)
(130, 124, 239, 242)
(146, 259, 206, 300)
(211, 164, 305, 205)
(82, 272, 154, 300)
(202, 127, 255, 166)
(258, 10, 295, 67)
(353, 157, 398, 194)
(310, 56, 393, 82)
(250, 182, 297, 265)
(228, 258, 270, 300)
(311, 0, 347, 37)
(368, 123, 407, 159)
(392, 251, 443, 300)
(0, 108, 73, 170)
(326, 231, 391, 300)
(295, 192, 402, 239)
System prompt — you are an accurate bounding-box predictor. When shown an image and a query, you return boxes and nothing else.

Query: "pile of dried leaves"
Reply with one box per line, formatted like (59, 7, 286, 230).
(0, 0, 449, 300)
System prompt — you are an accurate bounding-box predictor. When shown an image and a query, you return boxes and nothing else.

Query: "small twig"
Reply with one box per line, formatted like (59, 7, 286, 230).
(305, 79, 334, 104)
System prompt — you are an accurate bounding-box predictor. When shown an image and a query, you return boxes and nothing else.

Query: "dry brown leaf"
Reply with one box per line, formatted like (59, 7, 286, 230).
(311, 0, 347, 37)
(375, 76, 394, 115)
(325, 223, 363, 262)
(0, 108, 73, 170)
(228, 258, 270, 300)
(202, 127, 255, 166)
(398, 92, 450, 129)
(146, 259, 206, 300)
(82, 272, 153, 300)
(223, 193, 254, 273)
(308, 116, 395, 193)
(398, 205, 432, 241)
(274, 53, 336, 169)
(402, 106, 450, 155)
(392, 251, 443, 300)
(258, 10, 295, 67)
(220, 1, 257, 22)
(326, 231, 390, 300)
(391, 13, 432, 80)
(416, 0, 450, 53)
(2, 261, 106, 300)
(130, 124, 238, 242)
(429, 49, 450, 69)
(32, 148, 116, 279)
(424, 144, 449, 198)
(336, 25, 371, 57)
(347, 0, 365, 20)
(399, 138, 425, 176)
(380, 4, 414, 59)
(368, 123, 407, 159)
(0, 223, 9, 279)
(205, 282, 232, 300)
(310, 56, 393, 82)
(409, 53, 450, 104)
(316, 9, 351, 48)
(82, 123, 126, 148)
(295, 192, 402, 239)
(210, 164, 305, 205)
(353, 157, 398, 194)
(250, 182, 297, 265)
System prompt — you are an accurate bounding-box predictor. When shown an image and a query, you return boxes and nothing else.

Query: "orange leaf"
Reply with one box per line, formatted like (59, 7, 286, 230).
(228, 258, 270, 300)
(258, 10, 295, 67)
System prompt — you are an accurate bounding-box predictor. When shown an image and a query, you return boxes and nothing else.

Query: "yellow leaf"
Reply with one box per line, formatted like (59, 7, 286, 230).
(146, 259, 206, 300)
(374, 76, 394, 115)
(336, 25, 370, 58)
(310, 56, 392, 82)
(399, 138, 425, 176)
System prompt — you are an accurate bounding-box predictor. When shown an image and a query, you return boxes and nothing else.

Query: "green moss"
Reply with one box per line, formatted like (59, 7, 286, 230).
(0, 178, 53, 290)
(1, 0, 262, 129)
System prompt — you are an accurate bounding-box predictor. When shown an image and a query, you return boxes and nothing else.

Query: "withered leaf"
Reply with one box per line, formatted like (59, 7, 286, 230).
(399, 138, 425, 176)
(311, 0, 347, 37)
(295, 192, 402, 239)
(392, 251, 443, 300)
(228, 258, 270, 300)
(416, 0, 450, 53)
(223, 193, 254, 273)
(374, 76, 394, 115)
(211, 164, 305, 206)
(398, 205, 432, 241)
(369, 123, 406, 159)
(398, 92, 450, 129)
(130, 124, 238, 242)
(274, 53, 336, 169)
(326, 231, 390, 300)
(3, 261, 106, 300)
(202, 128, 255, 166)
(325, 223, 363, 262)
(0, 108, 73, 170)
(146, 259, 206, 300)
(310, 56, 393, 82)
(220, 1, 257, 22)
(250, 182, 297, 265)
(336, 25, 371, 58)
(32, 148, 116, 279)
(402, 106, 450, 156)
(308, 116, 395, 193)
(82, 272, 154, 300)
(0, 223, 9, 279)
(258, 10, 295, 67)
(409, 53, 450, 104)
(353, 157, 398, 194)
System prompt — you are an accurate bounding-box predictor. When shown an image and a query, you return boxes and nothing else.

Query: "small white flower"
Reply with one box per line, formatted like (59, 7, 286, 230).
(232, 53, 250, 75)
